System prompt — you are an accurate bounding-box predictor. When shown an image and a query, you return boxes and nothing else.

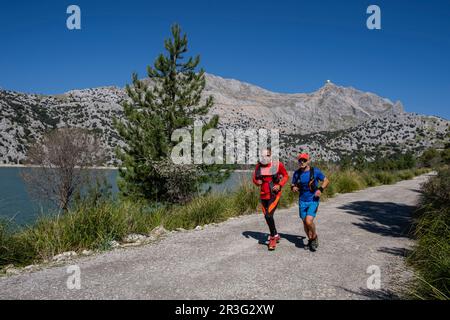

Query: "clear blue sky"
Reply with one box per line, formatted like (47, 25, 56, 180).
(1, 0, 449, 119)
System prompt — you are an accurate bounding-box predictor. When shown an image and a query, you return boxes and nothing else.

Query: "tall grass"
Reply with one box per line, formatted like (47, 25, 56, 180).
(407, 167, 450, 300)
(331, 170, 365, 193)
(320, 167, 429, 198)
(1, 200, 165, 265)
(0, 219, 34, 267)
(0, 183, 262, 268)
(0, 167, 430, 270)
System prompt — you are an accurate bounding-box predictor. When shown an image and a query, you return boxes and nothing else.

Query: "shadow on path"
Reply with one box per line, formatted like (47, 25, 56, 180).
(378, 246, 412, 257)
(338, 201, 416, 238)
(336, 286, 402, 300)
(242, 231, 306, 249)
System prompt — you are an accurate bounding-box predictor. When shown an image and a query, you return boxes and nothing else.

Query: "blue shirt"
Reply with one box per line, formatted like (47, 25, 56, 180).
(291, 167, 326, 202)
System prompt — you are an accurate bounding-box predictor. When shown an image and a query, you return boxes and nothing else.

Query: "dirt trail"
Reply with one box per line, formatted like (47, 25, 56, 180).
(0, 174, 431, 300)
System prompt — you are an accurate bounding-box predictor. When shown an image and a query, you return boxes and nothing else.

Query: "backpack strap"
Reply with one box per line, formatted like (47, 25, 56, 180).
(255, 163, 262, 180)
(272, 170, 280, 184)
(308, 167, 317, 192)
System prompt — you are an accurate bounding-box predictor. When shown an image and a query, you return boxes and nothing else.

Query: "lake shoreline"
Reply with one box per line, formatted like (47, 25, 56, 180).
(0, 164, 253, 172)
(0, 164, 118, 170)
(0, 167, 252, 225)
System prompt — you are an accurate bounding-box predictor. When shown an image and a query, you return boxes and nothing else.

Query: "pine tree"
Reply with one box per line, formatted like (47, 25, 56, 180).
(113, 24, 227, 202)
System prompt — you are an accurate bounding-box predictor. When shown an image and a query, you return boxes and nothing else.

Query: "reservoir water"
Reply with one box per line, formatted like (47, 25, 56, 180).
(0, 167, 252, 226)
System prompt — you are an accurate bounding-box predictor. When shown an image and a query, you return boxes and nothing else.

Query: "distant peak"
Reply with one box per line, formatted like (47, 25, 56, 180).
(321, 79, 339, 88)
(319, 80, 341, 92)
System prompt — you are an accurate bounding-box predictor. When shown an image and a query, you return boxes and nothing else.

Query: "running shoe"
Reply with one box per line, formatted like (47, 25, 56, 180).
(305, 239, 312, 250)
(268, 236, 277, 251)
(267, 234, 281, 243)
(310, 236, 319, 251)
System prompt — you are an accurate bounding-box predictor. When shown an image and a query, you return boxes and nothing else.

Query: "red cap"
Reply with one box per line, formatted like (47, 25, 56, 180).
(297, 153, 310, 161)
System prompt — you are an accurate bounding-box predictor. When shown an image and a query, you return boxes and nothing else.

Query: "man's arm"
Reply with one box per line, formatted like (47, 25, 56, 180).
(319, 177, 330, 190)
(290, 170, 299, 192)
(315, 174, 330, 197)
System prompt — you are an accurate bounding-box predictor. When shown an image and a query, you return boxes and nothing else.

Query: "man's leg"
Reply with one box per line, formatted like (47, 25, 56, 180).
(300, 201, 319, 250)
(263, 197, 281, 250)
(302, 220, 309, 238)
(262, 200, 277, 237)
(264, 213, 277, 237)
(305, 202, 319, 251)
(299, 202, 308, 238)
(304, 216, 316, 240)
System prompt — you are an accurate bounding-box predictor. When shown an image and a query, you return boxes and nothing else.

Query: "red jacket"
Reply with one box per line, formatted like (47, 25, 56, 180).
(252, 161, 289, 200)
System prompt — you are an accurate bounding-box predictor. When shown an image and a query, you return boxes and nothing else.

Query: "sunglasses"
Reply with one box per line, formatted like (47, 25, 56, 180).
(298, 158, 308, 163)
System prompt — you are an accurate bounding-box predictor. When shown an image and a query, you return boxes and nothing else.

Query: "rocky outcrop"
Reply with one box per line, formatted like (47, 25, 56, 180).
(204, 75, 405, 134)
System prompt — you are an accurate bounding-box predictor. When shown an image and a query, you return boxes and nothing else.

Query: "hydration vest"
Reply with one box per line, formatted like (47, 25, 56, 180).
(294, 167, 317, 193)
(256, 162, 281, 196)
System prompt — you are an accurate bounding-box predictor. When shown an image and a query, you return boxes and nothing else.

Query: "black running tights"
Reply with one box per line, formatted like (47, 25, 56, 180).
(261, 199, 278, 237)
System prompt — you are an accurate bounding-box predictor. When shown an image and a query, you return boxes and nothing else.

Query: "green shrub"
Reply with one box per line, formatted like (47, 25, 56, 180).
(231, 181, 260, 213)
(333, 171, 365, 193)
(407, 168, 450, 299)
(0, 220, 13, 265)
(0, 220, 36, 267)
(279, 187, 297, 208)
(414, 168, 431, 176)
(164, 194, 234, 230)
(420, 148, 441, 168)
(373, 171, 395, 185)
(324, 184, 336, 197)
(361, 171, 380, 187)
(397, 170, 414, 180)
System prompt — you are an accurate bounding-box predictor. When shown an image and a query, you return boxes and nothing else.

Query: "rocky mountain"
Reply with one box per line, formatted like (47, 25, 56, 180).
(282, 113, 449, 162)
(204, 74, 405, 134)
(0, 74, 448, 165)
(0, 86, 127, 165)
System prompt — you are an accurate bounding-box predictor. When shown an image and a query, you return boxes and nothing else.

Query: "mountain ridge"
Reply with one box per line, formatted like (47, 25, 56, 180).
(0, 73, 448, 165)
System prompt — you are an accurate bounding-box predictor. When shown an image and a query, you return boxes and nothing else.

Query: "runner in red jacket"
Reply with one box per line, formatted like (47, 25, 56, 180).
(252, 148, 289, 250)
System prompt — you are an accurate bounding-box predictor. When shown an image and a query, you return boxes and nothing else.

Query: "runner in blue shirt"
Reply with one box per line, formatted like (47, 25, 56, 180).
(291, 153, 330, 251)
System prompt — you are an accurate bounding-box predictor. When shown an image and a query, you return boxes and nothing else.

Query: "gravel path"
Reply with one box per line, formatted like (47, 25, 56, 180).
(0, 174, 431, 300)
